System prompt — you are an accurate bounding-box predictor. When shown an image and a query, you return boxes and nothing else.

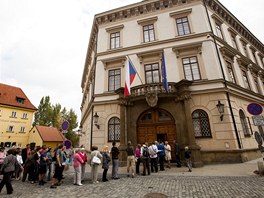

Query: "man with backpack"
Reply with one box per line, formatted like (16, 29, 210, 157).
(140, 143, 150, 176)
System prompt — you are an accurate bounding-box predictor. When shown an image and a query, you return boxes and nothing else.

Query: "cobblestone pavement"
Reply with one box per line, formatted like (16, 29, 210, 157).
(1, 164, 264, 198)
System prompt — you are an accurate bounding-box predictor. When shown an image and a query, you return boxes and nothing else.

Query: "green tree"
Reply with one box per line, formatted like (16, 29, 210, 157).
(34, 96, 79, 147)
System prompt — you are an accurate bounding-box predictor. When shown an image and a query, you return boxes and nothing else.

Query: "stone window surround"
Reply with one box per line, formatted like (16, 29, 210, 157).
(137, 16, 158, 43)
(105, 24, 124, 50)
(212, 14, 225, 40)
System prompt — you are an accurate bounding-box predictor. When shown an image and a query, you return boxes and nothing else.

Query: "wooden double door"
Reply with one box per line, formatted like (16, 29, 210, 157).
(137, 108, 177, 159)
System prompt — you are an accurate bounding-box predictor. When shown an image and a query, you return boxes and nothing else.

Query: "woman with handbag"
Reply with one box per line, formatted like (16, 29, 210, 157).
(90, 146, 102, 184)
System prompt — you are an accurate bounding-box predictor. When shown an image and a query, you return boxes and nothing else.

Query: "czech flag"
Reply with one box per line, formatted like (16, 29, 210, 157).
(124, 58, 136, 97)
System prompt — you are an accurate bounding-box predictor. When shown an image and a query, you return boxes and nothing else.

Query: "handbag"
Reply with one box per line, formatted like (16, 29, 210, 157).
(92, 153, 101, 165)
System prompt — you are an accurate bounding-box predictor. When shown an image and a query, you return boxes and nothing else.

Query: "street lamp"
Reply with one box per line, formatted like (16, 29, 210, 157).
(93, 112, 100, 129)
(216, 100, 224, 121)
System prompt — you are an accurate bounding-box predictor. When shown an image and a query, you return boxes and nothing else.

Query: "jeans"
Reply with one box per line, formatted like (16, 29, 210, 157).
(112, 159, 119, 179)
(150, 157, 158, 172)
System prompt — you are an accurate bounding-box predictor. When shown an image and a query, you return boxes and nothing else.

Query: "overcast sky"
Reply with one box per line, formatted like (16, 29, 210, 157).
(0, 0, 263, 127)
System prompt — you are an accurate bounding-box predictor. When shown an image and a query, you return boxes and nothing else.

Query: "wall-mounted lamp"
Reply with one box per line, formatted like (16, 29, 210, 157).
(93, 112, 100, 129)
(216, 100, 224, 121)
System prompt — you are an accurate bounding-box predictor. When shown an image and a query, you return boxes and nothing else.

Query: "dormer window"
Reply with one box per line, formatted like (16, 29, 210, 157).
(16, 97, 25, 104)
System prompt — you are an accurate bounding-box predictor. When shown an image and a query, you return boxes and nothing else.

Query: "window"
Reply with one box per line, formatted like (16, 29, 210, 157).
(143, 24, 155, 42)
(239, 110, 250, 136)
(20, 127, 25, 133)
(145, 63, 160, 83)
(7, 126, 14, 132)
(0, 109, 1, 116)
(16, 97, 25, 104)
(192, 109, 212, 137)
(226, 61, 236, 83)
(22, 113, 28, 119)
(242, 70, 250, 90)
(176, 16, 190, 36)
(215, 22, 224, 39)
(110, 32, 120, 49)
(253, 77, 261, 94)
(182, 56, 201, 81)
(108, 117, 120, 142)
(231, 34, 238, 50)
(11, 111, 17, 118)
(108, 69, 121, 91)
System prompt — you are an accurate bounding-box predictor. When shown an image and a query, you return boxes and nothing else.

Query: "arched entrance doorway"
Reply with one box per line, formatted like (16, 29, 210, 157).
(137, 108, 177, 158)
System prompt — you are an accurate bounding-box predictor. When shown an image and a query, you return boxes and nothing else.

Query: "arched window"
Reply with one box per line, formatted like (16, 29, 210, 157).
(192, 109, 212, 137)
(239, 110, 250, 136)
(108, 117, 120, 142)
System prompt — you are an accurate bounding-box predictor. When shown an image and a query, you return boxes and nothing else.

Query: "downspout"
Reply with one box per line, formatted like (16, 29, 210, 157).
(203, 0, 242, 149)
(90, 23, 99, 151)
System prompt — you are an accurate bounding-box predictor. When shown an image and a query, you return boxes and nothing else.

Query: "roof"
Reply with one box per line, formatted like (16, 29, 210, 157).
(35, 125, 65, 142)
(0, 83, 37, 110)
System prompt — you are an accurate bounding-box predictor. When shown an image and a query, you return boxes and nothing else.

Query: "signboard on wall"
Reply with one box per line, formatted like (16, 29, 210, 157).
(252, 116, 264, 126)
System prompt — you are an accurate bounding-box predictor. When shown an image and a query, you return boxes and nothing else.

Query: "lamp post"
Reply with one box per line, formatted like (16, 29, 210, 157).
(93, 112, 100, 129)
(216, 100, 224, 121)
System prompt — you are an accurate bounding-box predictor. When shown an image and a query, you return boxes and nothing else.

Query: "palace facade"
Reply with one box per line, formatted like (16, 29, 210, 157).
(80, 0, 264, 165)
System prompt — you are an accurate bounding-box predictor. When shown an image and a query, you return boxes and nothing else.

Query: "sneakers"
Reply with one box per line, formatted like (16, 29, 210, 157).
(77, 183, 83, 186)
(50, 185, 57, 189)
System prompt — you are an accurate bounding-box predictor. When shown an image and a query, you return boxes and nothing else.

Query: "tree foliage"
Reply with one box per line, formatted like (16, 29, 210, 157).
(33, 96, 79, 147)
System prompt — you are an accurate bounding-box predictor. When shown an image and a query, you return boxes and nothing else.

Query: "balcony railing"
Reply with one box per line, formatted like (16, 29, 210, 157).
(130, 82, 177, 97)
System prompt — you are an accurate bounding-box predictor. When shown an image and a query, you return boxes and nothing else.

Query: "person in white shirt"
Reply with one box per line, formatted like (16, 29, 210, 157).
(164, 141, 171, 168)
(15, 149, 23, 180)
(148, 142, 158, 173)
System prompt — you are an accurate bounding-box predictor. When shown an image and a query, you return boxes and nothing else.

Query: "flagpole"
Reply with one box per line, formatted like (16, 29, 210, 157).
(127, 55, 144, 85)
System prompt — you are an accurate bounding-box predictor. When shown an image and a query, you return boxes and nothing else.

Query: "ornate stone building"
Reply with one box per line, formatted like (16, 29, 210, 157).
(80, 0, 264, 165)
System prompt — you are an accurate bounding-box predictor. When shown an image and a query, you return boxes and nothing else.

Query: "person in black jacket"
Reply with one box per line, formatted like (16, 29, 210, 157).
(111, 142, 120, 179)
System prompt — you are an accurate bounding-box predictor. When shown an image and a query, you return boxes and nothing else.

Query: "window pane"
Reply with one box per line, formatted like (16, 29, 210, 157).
(192, 109, 211, 137)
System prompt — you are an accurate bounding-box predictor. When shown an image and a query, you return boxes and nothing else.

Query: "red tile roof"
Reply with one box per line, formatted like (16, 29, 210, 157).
(35, 125, 65, 142)
(0, 83, 37, 110)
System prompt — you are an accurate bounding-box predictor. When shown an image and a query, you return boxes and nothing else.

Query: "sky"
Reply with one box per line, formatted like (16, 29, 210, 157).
(0, 0, 264, 127)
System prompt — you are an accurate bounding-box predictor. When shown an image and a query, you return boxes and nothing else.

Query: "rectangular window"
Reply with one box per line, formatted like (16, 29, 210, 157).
(22, 113, 28, 119)
(144, 63, 160, 84)
(176, 16, 190, 36)
(242, 70, 250, 90)
(7, 126, 14, 132)
(0, 109, 1, 116)
(226, 61, 236, 83)
(231, 34, 238, 50)
(20, 127, 25, 133)
(110, 32, 120, 49)
(108, 69, 121, 91)
(11, 111, 17, 118)
(16, 97, 25, 104)
(182, 56, 201, 81)
(143, 24, 155, 42)
(215, 22, 223, 39)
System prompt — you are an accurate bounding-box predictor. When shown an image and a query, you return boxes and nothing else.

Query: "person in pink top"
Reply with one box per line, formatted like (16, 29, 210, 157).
(135, 144, 141, 175)
(78, 146, 87, 181)
(73, 149, 84, 186)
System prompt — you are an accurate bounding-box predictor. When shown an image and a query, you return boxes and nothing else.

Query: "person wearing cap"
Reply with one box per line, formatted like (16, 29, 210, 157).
(140, 143, 150, 176)
(78, 146, 87, 181)
(184, 146, 192, 172)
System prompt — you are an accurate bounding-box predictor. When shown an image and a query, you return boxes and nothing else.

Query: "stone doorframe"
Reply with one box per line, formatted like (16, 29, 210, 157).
(115, 80, 204, 167)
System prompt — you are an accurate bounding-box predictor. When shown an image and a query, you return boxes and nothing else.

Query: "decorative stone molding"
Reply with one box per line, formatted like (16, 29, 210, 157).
(101, 56, 126, 70)
(172, 42, 202, 58)
(137, 16, 158, 25)
(175, 93, 191, 102)
(169, 8, 192, 18)
(105, 24, 124, 32)
(145, 92, 158, 107)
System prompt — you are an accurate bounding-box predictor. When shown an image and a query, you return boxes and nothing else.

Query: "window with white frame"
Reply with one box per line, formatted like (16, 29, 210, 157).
(7, 126, 14, 132)
(226, 61, 236, 83)
(182, 56, 201, 81)
(192, 109, 212, 138)
(22, 113, 28, 119)
(108, 117, 120, 142)
(239, 110, 250, 136)
(108, 69, 121, 91)
(241, 70, 251, 90)
(20, 127, 25, 132)
(11, 111, 17, 117)
(106, 24, 124, 50)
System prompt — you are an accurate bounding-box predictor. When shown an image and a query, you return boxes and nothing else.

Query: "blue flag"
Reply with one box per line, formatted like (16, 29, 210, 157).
(161, 52, 169, 93)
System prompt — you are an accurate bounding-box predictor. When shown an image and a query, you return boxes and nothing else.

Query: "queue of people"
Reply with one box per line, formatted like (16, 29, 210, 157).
(0, 140, 191, 195)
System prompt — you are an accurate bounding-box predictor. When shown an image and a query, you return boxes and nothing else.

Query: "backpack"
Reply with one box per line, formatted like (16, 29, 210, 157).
(143, 147, 150, 158)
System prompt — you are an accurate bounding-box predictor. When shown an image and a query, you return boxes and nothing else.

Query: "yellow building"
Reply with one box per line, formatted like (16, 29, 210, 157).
(28, 125, 65, 149)
(0, 83, 37, 148)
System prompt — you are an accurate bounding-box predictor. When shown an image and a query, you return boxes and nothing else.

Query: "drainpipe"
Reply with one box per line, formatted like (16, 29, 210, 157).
(90, 23, 99, 151)
(203, 0, 242, 149)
